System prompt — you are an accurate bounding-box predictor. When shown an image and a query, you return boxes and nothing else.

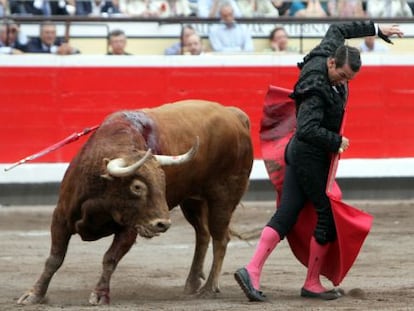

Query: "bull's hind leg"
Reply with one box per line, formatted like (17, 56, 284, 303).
(180, 199, 210, 294)
(17, 210, 72, 305)
(197, 198, 235, 296)
(89, 227, 137, 305)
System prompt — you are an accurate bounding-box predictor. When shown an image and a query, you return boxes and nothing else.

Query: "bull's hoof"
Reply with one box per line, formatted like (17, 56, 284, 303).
(196, 285, 221, 298)
(184, 281, 201, 295)
(89, 290, 110, 305)
(17, 291, 45, 305)
(184, 271, 206, 295)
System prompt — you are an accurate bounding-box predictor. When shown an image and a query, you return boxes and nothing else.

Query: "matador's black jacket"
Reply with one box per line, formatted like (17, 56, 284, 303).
(288, 21, 376, 181)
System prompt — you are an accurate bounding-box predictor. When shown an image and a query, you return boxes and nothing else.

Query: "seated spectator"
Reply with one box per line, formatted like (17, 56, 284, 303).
(8, 0, 76, 16)
(81, 0, 122, 16)
(327, 0, 365, 17)
(9, 0, 34, 15)
(119, 0, 171, 17)
(198, 0, 242, 17)
(188, 0, 198, 15)
(287, 0, 305, 16)
(265, 26, 298, 53)
(295, 0, 327, 17)
(0, 20, 28, 54)
(366, 0, 412, 17)
(164, 0, 192, 17)
(271, 0, 292, 16)
(32, 0, 75, 16)
(359, 36, 389, 53)
(74, 0, 94, 15)
(107, 29, 131, 55)
(208, 2, 254, 52)
(165, 24, 196, 55)
(183, 33, 205, 55)
(237, 0, 279, 17)
(0, 0, 7, 17)
(408, 1, 414, 14)
(27, 21, 80, 55)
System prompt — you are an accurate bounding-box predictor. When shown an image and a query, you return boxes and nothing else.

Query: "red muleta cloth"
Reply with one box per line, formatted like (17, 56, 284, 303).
(259, 85, 373, 286)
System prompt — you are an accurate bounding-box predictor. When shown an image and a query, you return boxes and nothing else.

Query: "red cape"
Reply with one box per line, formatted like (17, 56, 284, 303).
(260, 85, 373, 286)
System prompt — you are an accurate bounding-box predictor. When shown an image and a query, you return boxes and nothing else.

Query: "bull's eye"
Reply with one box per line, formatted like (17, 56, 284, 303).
(130, 179, 147, 197)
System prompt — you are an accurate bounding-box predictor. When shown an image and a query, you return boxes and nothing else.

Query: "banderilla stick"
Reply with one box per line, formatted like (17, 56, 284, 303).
(4, 125, 100, 172)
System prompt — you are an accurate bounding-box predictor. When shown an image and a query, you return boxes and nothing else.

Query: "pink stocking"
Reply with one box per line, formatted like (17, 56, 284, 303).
(303, 236, 330, 293)
(246, 226, 280, 289)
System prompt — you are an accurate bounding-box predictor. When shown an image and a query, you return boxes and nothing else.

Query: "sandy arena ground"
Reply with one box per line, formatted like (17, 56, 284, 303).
(0, 200, 413, 311)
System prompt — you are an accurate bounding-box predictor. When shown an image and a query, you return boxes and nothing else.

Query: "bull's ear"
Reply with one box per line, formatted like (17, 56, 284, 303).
(100, 158, 114, 180)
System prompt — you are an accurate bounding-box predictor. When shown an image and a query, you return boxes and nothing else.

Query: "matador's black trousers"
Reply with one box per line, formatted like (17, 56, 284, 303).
(267, 141, 337, 245)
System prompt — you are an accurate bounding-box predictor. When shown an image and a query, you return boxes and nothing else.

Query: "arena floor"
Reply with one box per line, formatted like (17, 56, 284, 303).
(0, 200, 413, 311)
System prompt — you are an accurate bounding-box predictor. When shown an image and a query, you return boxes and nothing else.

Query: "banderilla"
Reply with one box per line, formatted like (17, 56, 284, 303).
(4, 125, 100, 172)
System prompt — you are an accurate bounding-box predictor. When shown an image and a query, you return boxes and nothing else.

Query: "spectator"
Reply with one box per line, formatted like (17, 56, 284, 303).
(327, 0, 365, 17)
(366, 0, 412, 17)
(107, 29, 131, 55)
(359, 36, 389, 53)
(408, 0, 414, 14)
(30, 0, 52, 15)
(0, 20, 28, 54)
(165, 24, 196, 55)
(51, 0, 77, 15)
(271, 0, 292, 16)
(265, 26, 298, 53)
(188, 0, 198, 15)
(120, 0, 170, 17)
(27, 21, 80, 55)
(74, 0, 94, 15)
(9, 0, 34, 15)
(237, 0, 279, 17)
(30, 0, 76, 16)
(198, 0, 241, 17)
(183, 33, 204, 55)
(295, 0, 327, 17)
(81, 0, 122, 16)
(208, 2, 254, 52)
(164, 0, 192, 17)
(287, 0, 305, 16)
(103, 0, 123, 15)
(0, 0, 7, 17)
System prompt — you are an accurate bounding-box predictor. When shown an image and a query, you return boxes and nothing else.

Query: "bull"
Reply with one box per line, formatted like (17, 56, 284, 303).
(18, 100, 253, 305)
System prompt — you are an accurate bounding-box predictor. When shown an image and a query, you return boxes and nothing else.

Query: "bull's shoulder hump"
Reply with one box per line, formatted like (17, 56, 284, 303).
(226, 106, 251, 129)
(143, 100, 225, 115)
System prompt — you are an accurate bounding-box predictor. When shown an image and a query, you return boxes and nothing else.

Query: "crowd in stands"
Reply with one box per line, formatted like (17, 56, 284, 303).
(1, 0, 414, 19)
(1, 0, 413, 55)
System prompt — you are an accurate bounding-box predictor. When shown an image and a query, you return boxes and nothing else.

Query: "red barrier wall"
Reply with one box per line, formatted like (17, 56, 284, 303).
(1, 56, 414, 163)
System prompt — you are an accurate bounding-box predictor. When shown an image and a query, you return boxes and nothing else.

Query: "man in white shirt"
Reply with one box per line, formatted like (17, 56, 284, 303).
(208, 3, 254, 52)
(359, 36, 389, 53)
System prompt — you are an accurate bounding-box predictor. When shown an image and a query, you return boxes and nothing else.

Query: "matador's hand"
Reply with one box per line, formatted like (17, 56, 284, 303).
(378, 24, 404, 44)
(339, 136, 349, 154)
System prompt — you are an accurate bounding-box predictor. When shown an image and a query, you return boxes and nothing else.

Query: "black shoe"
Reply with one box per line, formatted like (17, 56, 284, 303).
(234, 267, 266, 302)
(300, 287, 342, 300)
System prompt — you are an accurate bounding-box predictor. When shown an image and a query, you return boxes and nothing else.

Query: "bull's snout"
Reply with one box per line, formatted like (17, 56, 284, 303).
(135, 218, 171, 238)
(150, 218, 171, 233)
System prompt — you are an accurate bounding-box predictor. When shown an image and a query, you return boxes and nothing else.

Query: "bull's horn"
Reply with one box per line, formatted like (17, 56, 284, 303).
(154, 136, 199, 166)
(106, 149, 152, 177)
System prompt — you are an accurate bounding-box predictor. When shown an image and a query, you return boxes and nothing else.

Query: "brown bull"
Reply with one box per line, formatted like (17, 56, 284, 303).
(18, 100, 253, 305)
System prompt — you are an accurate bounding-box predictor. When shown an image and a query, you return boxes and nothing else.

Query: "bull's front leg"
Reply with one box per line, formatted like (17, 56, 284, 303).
(198, 236, 229, 296)
(17, 216, 72, 305)
(89, 227, 137, 305)
(180, 200, 210, 294)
